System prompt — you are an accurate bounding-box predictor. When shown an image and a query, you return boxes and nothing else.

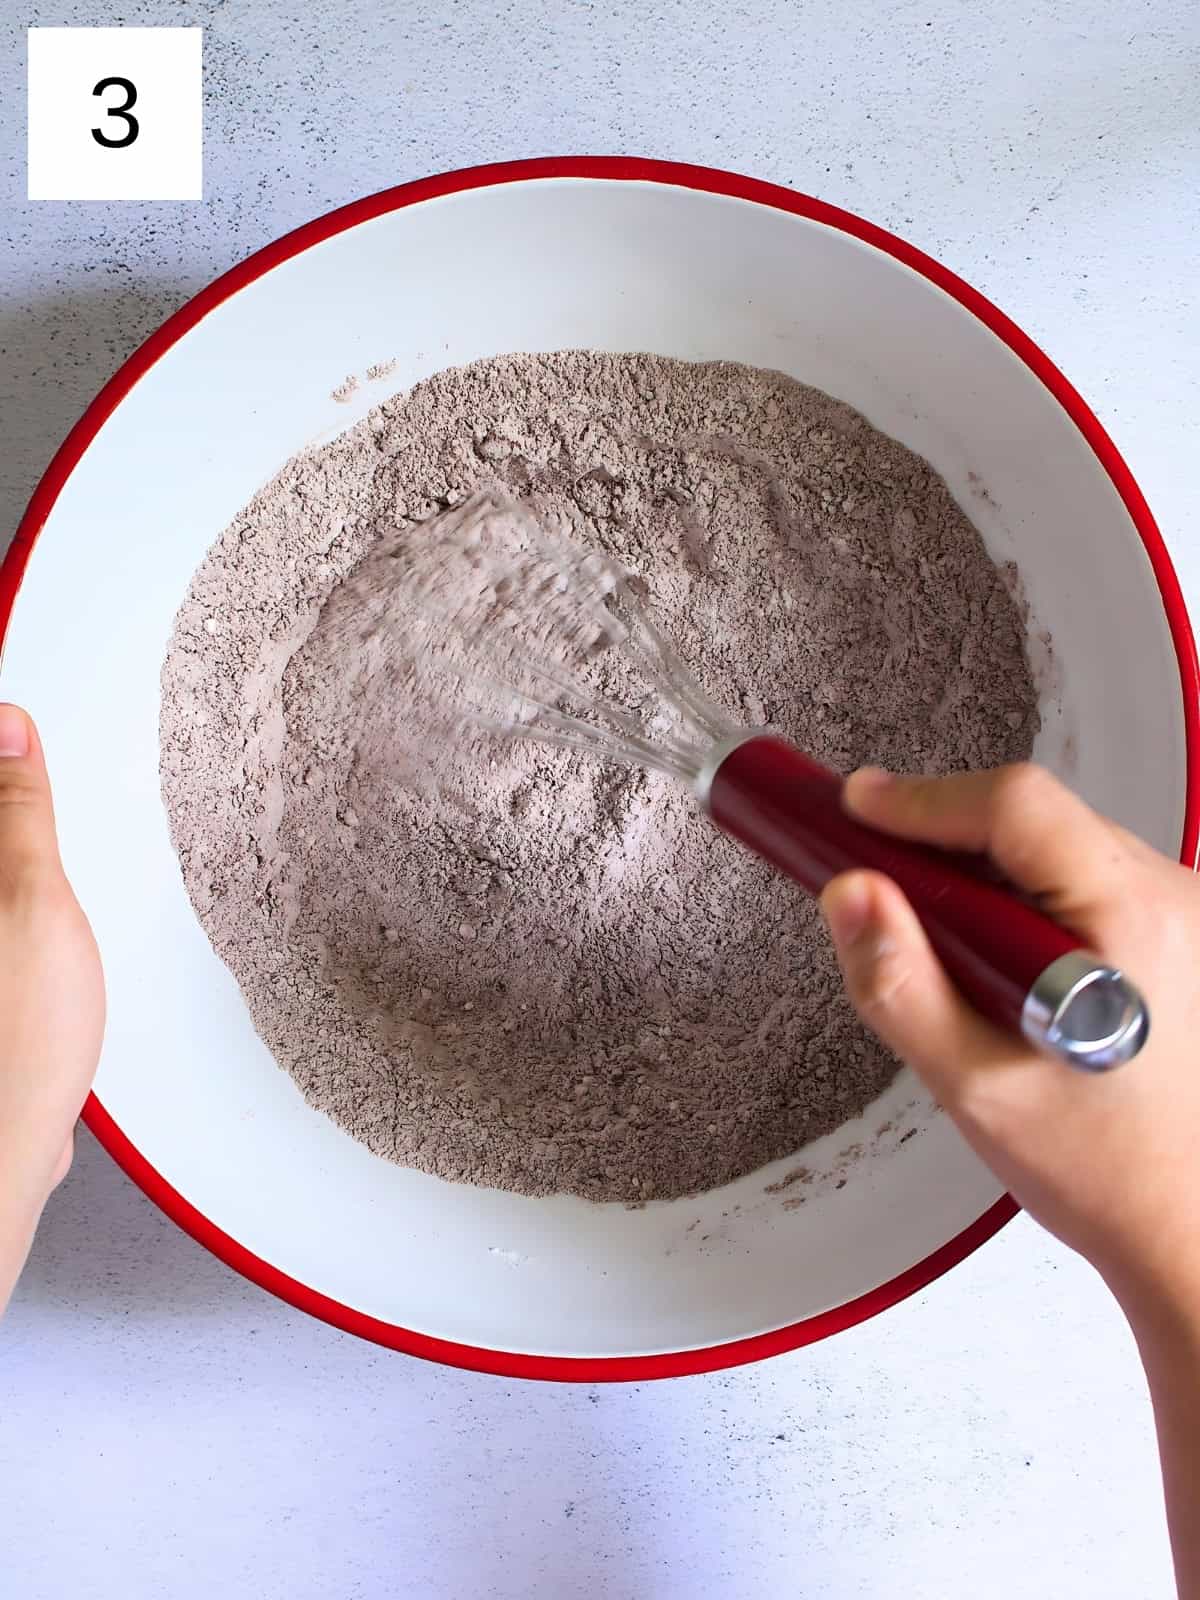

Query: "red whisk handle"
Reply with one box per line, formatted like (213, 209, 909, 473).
(701, 735, 1147, 1071)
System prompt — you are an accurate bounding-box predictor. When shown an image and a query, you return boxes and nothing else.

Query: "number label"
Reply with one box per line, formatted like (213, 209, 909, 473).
(28, 27, 201, 200)
(91, 75, 139, 149)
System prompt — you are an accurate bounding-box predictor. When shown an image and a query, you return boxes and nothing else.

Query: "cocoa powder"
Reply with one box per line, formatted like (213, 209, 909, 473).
(159, 352, 1037, 1202)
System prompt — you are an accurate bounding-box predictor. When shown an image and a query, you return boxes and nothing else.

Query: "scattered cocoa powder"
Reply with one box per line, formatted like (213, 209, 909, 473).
(159, 352, 1037, 1203)
(764, 1167, 812, 1195)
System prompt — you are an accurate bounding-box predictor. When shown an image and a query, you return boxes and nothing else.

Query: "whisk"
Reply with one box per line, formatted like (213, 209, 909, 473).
(380, 490, 1147, 1072)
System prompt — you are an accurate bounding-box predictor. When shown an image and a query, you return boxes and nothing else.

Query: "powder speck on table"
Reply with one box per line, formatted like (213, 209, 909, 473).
(159, 352, 1037, 1203)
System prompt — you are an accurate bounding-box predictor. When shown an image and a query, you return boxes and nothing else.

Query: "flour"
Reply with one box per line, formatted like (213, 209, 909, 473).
(159, 352, 1037, 1202)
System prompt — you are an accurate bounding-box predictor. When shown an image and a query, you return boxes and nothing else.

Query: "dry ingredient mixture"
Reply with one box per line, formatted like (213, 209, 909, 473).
(159, 352, 1037, 1203)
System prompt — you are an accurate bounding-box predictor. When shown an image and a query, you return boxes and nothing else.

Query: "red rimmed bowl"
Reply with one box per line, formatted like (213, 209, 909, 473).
(3, 158, 1196, 1379)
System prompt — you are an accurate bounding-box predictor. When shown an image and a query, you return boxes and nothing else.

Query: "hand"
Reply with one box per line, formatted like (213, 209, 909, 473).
(0, 703, 104, 1309)
(819, 762, 1200, 1321)
(820, 761, 1200, 1597)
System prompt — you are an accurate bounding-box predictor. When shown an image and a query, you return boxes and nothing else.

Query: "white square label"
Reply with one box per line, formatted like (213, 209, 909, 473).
(27, 27, 202, 201)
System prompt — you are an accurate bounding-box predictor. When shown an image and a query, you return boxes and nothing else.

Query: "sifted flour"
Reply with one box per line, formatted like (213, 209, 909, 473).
(159, 352, 1037, 1203)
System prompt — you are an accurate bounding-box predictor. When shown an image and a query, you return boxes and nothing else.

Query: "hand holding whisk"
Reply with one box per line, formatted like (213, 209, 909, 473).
(371, 489, 1148, 1072)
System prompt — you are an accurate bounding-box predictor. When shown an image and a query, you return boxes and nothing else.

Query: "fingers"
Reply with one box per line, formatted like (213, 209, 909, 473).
(843, 762, 1135, 914)
(0, 705, 63, 895)
(821, 869, 1012, 1102)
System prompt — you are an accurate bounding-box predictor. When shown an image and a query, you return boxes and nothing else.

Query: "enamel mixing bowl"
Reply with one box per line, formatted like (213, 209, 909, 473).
(3, 158, 1196, 1379)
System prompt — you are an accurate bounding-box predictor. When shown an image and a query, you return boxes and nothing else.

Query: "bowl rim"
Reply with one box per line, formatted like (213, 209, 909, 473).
(5, 155, 1197, 1380)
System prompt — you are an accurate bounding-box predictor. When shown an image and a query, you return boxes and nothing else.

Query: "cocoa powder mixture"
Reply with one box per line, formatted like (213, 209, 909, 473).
(159, 352, 1037, 1202)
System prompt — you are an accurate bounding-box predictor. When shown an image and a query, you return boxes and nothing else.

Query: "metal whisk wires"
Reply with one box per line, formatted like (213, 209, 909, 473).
(398, 491, 741, 785)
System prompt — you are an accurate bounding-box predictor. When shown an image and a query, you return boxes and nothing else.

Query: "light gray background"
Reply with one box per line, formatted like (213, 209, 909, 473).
(2, 3, 1197, 1596)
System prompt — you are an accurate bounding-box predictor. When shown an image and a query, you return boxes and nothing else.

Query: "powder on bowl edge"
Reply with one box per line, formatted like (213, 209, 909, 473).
(158, 351, 1038, 1204)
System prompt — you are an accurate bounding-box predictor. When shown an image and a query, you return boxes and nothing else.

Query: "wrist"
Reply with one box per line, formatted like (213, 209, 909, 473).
(1106, 1260, 1200, 1375)
(0, 1167, 50, 1313)
(0, 1125, 62, 1224)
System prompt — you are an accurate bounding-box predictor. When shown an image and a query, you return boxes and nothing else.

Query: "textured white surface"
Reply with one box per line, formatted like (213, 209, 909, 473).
(1, 1, 1197, 1596)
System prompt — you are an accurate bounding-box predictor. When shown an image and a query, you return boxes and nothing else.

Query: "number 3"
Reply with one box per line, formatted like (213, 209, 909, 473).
(91, 77, 139, 149)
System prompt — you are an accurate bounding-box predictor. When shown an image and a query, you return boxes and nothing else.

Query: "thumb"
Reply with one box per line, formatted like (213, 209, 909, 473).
(0, 705, 63, 892)
(820, 869, 1012, 1102)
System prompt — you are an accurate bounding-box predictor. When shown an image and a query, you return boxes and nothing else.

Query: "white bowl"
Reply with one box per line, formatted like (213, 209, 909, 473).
(4, 158, 1196, 1379)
